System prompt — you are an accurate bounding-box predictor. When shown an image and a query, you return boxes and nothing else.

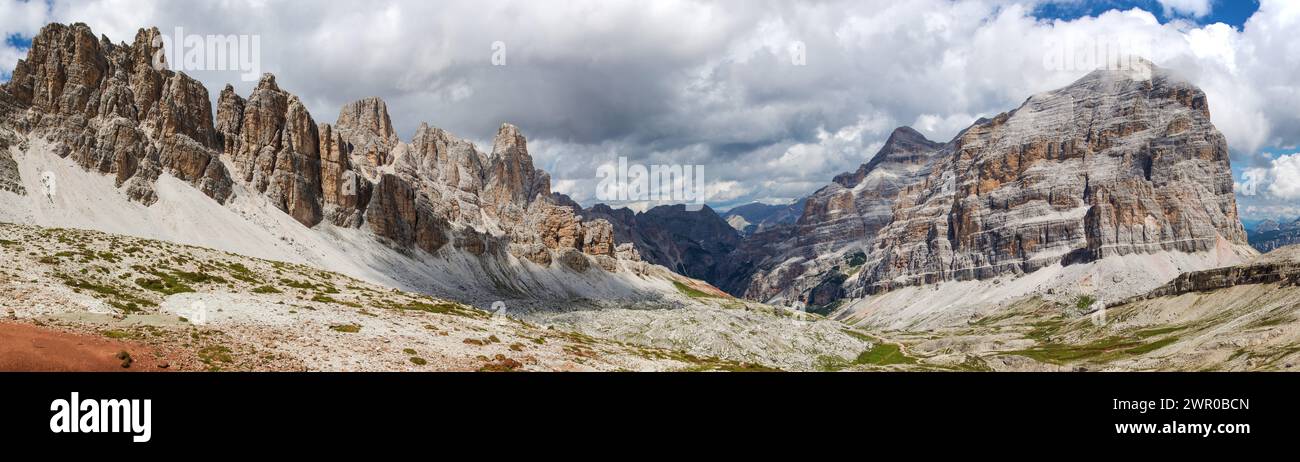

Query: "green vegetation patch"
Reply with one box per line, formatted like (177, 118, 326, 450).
(1123, 336, 1180, 355)
(1133, 326, 1187, 338)
(198, 345, 234, 365)
(385, 299, 482, 318)
(672, 280, 715, 299)
(55, 273, 156, 309)
(135, 276, 194, 295)
(854, 343, 918, 366)
(102, 329, 138, 340)
(1074, 294, 1098, 311)
(816, 342, 919, 371)
(1005, 336, 1143, 364)
(223, 262, 261, 283)
(171, 269, 227, 285)
(131, 266, 227, 295)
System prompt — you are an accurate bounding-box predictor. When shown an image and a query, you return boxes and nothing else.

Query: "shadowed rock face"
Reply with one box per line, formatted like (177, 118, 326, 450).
(722, 199, 805, 236)
(1249, 218, 1300, 253)
(0, 23, 233, 205)
(318, 122, 372, 227)
(366, 173, 450, 254)
(582, 204, 740, 284)
(0, 130, 24, 195)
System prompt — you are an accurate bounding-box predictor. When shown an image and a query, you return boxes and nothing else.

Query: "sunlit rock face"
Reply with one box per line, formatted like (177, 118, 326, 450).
(858, 63, 1245, 295)
(2, 23, 234, 205)
(2, 22, 643, 278)
(723, 62, 1248, 306)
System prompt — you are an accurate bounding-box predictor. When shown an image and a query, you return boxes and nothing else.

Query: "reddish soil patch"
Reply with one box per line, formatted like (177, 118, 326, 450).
(0, 322, 176, 372)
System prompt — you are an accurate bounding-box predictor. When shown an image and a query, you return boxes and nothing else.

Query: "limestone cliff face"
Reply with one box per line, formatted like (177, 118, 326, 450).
(0, 23, 233, 205)
(317, 122, 371, 228)
(721, 126, 945, 301)
(1, 22, 642, 280)
(216, 74, 324, 227)
(859, 63, 1246, 295)
(724, 62, 1250, 306)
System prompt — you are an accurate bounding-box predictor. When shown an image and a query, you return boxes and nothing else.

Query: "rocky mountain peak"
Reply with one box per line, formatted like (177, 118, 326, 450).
(485, 123, 547, 207)
(1255, 219, 1282, 234)
(833, 126, 942, 188)
(723, 61, 1252, 308)
(254, 73, 280, 92)
(217, 71, 324, 227)
(336, 96, 397, 144)
(855, 60, 1248, 296)
(492, 123, 526, 156)
(0, 22, 727, 318)
(883, 125, 931, 146)
(1, 22, 234, 205)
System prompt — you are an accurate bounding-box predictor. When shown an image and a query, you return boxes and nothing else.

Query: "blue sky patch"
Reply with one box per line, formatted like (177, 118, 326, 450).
(6, 33, 33, 49)
(2, 34, 32, 83)
(1034, 1, 1260, 29)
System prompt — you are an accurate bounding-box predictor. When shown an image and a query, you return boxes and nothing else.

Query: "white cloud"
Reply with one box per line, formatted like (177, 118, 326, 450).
(3, 0, 1300, 215)
(1243, 204, 1300, 221)
(0, 0, 51, 79)
(1265, 154, 1300, 200)
(913, 113, 985, 142)
(0, 0, 47, 36)
(1234, 154, 1300, 219)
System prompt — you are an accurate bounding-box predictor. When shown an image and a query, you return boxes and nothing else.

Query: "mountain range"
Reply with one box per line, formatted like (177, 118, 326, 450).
(614, 59, 1254, 325)
(721, 199, 805, 236)
(2, 22, 1295, 372)
(0, 23, 719, 312)
(1248, 217, 1300, 252)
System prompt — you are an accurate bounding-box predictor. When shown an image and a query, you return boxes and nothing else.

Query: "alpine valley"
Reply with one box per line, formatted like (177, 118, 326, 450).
(3, 23, 1299, 372)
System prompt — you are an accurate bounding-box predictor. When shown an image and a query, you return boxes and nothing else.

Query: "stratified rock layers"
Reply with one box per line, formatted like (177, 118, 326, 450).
(729, 63, 1248, 305)
(859, 64, 1244, 295)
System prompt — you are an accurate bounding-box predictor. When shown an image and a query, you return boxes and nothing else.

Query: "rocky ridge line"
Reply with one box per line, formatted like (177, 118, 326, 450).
(1, 22, 627, 277)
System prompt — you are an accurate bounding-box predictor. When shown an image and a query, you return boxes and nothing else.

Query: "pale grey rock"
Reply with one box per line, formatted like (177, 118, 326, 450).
(727, 61, 1250, 308)
(860, 62, 1246, 295)
(724, 126, 944, 301)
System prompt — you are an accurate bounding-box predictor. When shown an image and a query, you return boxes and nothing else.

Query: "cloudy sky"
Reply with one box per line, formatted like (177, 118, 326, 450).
(2, 0, 1298, 220)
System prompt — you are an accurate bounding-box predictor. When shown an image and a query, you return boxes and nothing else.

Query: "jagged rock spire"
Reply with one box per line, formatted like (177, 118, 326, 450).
(1, 22, 233, 205)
